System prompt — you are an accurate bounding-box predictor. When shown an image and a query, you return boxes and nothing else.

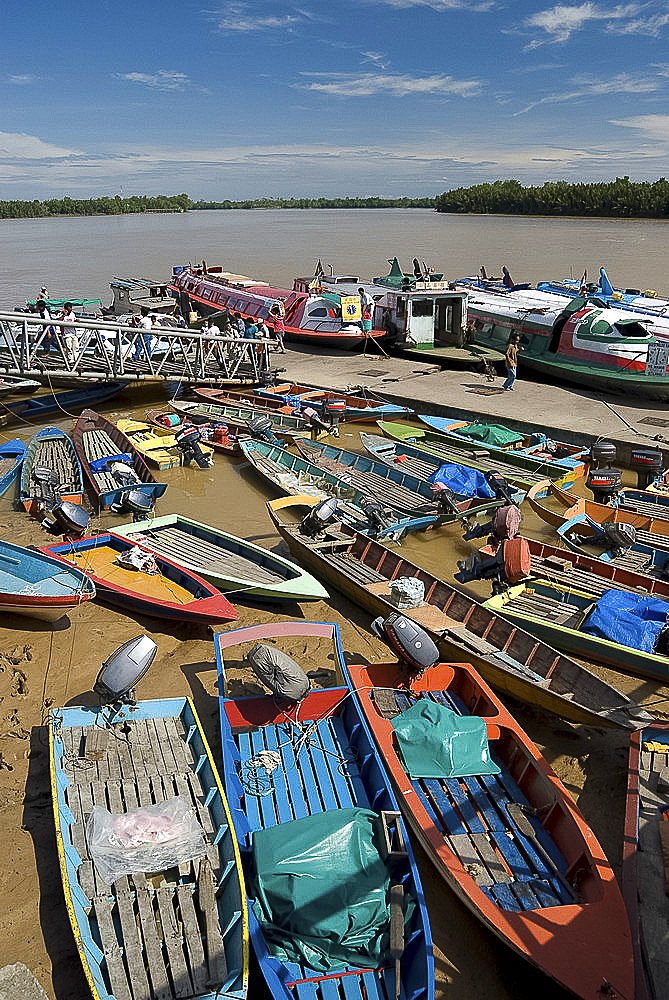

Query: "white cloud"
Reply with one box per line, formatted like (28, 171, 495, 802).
(116, 70, 190, 90)
(216, 4, 303, 31)
(300, 71, 482, 97)
(7, 75, 36, 86)
(514, 72, 659, 114)
(525, 3, 641, 47)
(0, 131, 81, 159)
(359, 0, 494, 9)
(610, 113, 669, 138)
(362, 51, 389, 69)
(608, 12, 669, 35)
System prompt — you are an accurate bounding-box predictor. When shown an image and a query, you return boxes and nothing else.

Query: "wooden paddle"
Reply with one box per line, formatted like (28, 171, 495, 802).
(389, 882, 404, 1000)
(506, 802, 574, 899)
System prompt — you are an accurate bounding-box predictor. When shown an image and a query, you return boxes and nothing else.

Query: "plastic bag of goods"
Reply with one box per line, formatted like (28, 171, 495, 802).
(388, 577, 425, 609)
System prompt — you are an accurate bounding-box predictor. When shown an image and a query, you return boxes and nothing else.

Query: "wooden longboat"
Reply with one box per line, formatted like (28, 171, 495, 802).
(623, 720, 669, 1000)
(0, 540, 94, 622)
(416, 414, 590, 477)
(73, 409, 167, 509)
(377, 419, 579, 492)
(41, 532, 238, 624)
(20, 426, 84, 515)
(0, 437, 25, 497)
(267, 496, 649, 728)
(341, 658, 634, 1000)
(254, 382, 414, 421)
(484, 579, 669, 682)
(3, 382, 126, 423)
(239, 438, 441, 539)
(50, 696, 249, 1000)
(214, 620, 434, 1000)
(116, 418, 214, 470)
(113, 513, 329, 603)
(294, 437, 522, 521)
(527, 479, 669, 551)
(170, 399, 311, 441)
(146, 409, 239, 455)
(193, 386, 296, 415)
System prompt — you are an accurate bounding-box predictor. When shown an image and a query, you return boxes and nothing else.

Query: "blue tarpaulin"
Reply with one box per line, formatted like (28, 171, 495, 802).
(426, 463, 496, 499)
(582, 588, 669, 653)
(89, 453, 133, 473)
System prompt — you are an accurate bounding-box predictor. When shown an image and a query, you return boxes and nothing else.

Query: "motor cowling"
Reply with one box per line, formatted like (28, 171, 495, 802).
(360, 497, 392, 535)
(429, 481, 460, 515)
(299, 497, 339, 537)
(585, 467, 622, 504)
(589, 440, 617, 468)
(485, 471, 516, 506)
(630, 447, 664, 490)
(323, 398, 346, 437)
(174, 424, 212, 468)
(41, 500, 91, 538)
(371, 613, 439, 677)
(455, 537, 531, 591)
(247, 414, 280, 445)
(110, 488, 155, 522)
(601, 522, 637, 552)
(301, 405, 330, 435)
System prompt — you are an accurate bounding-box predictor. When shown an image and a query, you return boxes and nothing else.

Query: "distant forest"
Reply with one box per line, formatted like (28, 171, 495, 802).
(0, 193, 192, 219)
(435, 177, 669, 218)
(191, 196, 435, 209)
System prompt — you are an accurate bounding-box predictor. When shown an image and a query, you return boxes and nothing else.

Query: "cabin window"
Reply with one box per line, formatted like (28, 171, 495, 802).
(396, 297, 406, 317)
(411, 299, 434, 318)
(308, 307, 328, 317)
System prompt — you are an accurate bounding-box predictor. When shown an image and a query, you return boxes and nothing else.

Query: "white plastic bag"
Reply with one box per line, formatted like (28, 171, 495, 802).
(86, 795, 207, 884)
(388, 577, 425, 609)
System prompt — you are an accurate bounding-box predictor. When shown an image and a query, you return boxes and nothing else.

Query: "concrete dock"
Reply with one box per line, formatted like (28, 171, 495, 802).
(275, 345, 669, 465)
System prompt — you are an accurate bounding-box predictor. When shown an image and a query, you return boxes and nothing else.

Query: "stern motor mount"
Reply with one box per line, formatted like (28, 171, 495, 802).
(174, 424, 213, 468)
(371, 613, 439, 678)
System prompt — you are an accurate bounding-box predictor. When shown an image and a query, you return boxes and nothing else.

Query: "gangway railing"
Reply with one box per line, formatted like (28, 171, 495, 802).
(0, 312, 275, 384)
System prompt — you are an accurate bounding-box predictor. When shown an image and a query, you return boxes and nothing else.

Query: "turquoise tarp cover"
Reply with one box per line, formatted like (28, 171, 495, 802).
(391, 699, 500, 779)
(582, 587, 669, 653)
(250, 807, 392, 972)
(426, 462, 496, 499)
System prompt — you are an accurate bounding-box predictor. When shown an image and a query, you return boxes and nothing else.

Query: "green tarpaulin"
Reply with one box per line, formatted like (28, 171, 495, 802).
(459, 422, 524, 447)
(391, 700, 500, 780)
(250, 807, 392, 972)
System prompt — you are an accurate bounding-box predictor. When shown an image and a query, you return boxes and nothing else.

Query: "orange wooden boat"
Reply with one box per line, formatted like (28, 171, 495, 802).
(342, 655, 635, 1000)
(527, 478, 669, 543)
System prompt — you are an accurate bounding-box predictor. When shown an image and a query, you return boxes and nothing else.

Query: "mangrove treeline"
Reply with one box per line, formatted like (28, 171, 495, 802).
(0, 193, 192, 219)
(435, 177, 669, 218)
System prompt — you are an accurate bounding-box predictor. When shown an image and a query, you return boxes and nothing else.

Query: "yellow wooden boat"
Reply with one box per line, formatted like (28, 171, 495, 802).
(116, 418, 213, 470)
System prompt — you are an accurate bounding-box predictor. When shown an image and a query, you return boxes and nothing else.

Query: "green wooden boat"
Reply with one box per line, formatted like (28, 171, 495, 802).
(484, 579, 669, 682)
(378, 420, 580, 492)
(113, 513, 329, 603)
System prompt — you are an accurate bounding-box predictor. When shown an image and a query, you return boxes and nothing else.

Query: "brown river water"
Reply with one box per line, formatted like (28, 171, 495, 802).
(0, 211, 667, 998)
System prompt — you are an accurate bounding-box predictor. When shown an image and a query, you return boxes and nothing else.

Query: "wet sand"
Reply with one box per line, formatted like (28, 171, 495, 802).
(0, 382, 664, 999)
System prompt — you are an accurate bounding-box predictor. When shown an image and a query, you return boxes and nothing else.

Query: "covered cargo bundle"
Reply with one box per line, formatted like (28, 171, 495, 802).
(582, 588, 669, 653)
(391, 699, 501, 780)
(457, 422, 524, 447)
(426, 463, 497, 499)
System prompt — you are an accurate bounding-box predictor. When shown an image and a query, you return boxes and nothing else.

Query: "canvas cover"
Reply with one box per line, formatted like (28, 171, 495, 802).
(391, 699, 500, 779)
(427, 463, 496, 499)
(582, 588, 669, 654)
(250, 808, 392, 971)
(458, 422, 524, 447)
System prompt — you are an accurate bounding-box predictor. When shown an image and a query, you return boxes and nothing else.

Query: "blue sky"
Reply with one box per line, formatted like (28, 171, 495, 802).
(4, 0, 669, 199)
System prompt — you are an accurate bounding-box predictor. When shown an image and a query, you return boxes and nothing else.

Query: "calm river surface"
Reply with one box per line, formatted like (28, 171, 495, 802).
(1, 208, 668, 308)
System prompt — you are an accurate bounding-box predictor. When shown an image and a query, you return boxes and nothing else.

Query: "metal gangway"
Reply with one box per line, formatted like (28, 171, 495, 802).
(0, 312, 275, 384)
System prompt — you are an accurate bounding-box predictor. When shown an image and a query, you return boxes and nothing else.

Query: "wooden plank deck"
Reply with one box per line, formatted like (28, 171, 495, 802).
(637, 738, 669, 997)
(133, 525, 284, 585)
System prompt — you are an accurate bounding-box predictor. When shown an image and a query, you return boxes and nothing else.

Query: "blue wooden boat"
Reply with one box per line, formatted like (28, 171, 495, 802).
(215, 620, 434, 1000)
(253, 382, 414, 421)
(3, 382, 126, 423)
(72, 409, 167, 509)
(20, 426, 85, 515)
(295, 436, 522, 519)
(0, 539, 94, 622)
(50, 696, 249, 1000)
(0, 437, 25, 497)
(239, 437, 442, 539)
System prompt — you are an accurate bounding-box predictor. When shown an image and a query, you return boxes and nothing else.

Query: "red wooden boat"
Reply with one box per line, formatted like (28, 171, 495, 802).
(342, 656, 634, 1000)
(623, 720, 669, 1000)
(169, 264, 384, 349)
(145, 408, 239, 455)
(40, 532, 238, 625)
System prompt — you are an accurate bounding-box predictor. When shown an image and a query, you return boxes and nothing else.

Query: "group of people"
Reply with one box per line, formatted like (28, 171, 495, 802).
(196, 300, 287, 357)
(34, 295, 80, 363)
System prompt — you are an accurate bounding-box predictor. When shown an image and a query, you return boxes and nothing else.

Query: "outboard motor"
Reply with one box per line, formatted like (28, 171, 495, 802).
(110, 488, 155, 522)
(32, 466, 60, 511)
(323, 398, 346, 437)
(630, 447, 664, 490)
(360, 496, 392, 535)
(463, 504, 522, 543)
(455, 537, 531, 593)
(174, 424, 212, 468)
(301, 405, 330, 437)
(569, 521, 637, 556)
(429, 481, 461, 516)
(41, 500, 90, 539)
(299, 497, 339, 537)
(585, 467, 622, 504)
(247, 414, 280, 446)
(589, 440, 617, 469)
(371, 613, 439, 678)
(485, 471, 516, 506)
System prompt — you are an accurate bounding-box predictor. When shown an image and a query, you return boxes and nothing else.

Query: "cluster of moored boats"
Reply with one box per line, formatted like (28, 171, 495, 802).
(5, 375, 669, 1000)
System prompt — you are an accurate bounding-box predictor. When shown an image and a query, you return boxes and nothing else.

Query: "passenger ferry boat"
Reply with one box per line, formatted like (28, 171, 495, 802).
(460, 285, 669, 399)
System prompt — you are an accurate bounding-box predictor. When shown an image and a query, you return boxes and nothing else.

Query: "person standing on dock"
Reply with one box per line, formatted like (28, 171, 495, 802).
(133, 306, 154, 360)
(59, 302, 79, 364)
(270, 301, 286, 353)
(35, 298, 57, 352)
(503, 333, 522, 390)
